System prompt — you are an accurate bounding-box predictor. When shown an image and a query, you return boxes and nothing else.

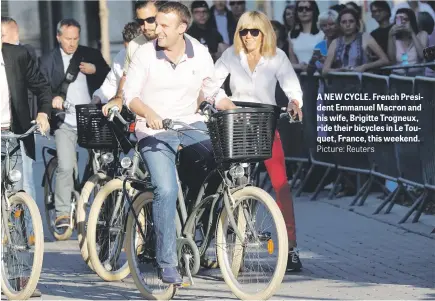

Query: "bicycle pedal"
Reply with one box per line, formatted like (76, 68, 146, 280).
(176, 282, 191, 288)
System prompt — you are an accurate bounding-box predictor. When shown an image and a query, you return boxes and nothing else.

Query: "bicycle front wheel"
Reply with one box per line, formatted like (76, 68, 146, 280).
(216, 186, 288, 300)
(86, 178, 130, 281)
(77, 172, 111, 270)
(1, 192, 44, 300)
(125, 191, 176, 300)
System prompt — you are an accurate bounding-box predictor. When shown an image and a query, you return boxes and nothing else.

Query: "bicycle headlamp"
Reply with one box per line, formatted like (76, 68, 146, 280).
(121, 157, 132, 169)
(229, 164, 245, 179)
(8, 170, 22, 183)
(101, 152, 114, 164)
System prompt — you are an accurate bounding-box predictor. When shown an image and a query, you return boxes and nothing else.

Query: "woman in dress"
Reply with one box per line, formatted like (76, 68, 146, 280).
(212, 10, 304, 272)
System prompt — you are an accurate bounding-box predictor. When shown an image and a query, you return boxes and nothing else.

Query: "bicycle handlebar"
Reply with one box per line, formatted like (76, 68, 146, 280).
(280, 107, 301, 123)
(55, 100, 74, 117)
(108, 106, 128, 125)
(162, 101, 216, 130)
(1, 123, 40, 140)
(162, 102, 301, 130)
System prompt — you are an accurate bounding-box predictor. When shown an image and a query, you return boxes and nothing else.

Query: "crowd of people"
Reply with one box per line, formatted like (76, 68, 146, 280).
(1, 0, 434, 297)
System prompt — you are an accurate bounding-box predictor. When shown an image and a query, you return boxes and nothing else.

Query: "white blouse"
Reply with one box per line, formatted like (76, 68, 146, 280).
(214, 46, 303, 108)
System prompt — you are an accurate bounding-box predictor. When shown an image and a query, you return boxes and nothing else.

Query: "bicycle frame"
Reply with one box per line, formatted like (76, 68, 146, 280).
(122, 161, 254, 254)
(1, 133, 34, 254)
(41, 147, 118, 193)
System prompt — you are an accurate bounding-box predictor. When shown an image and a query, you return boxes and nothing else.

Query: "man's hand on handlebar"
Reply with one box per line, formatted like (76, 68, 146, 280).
(288, 99, 303, 121)
(147, 111, 164, 130)
(36, 112, 50, 134)
(52, 96, 64, 110)
(102, 96, 123, 117)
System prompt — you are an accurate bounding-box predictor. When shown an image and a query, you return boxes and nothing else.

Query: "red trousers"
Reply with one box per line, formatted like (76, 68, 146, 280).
(264, 131, 297, 248)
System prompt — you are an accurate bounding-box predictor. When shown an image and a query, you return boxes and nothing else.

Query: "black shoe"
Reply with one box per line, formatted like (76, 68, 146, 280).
(287, 248, 302, 272)
(55, 215, 70, 229)
(160, 267, 183, 284)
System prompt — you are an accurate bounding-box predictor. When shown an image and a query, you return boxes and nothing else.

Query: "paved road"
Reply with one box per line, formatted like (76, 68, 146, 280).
(2, 137, 434, 300)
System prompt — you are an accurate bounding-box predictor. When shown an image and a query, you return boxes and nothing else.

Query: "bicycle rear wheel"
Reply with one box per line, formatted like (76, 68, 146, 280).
(43, 157, 73, 241)
(1, 192, 44, 300)
(216, 186, 288, 300)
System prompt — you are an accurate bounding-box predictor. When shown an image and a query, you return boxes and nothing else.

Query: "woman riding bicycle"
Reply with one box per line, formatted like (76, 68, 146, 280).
(211, 10, 304, 272)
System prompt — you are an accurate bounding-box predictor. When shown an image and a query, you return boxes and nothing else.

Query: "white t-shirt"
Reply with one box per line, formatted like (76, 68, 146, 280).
(123, 35, 148, 74)
(93, 48, 126, 103)
(61, 48, 91, 128)
(290, 31, 324, 64)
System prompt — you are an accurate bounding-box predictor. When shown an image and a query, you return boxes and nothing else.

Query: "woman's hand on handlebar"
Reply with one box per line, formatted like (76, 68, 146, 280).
(288, 99, 303, 121)
(102, 97, 123, 117)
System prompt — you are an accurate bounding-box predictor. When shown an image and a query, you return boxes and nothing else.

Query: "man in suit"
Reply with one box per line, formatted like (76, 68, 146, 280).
(39, 18, 110, 230)
(207, 0, 236, 45)
(1, 41, 51, 297)
(2, 16, 40, 201)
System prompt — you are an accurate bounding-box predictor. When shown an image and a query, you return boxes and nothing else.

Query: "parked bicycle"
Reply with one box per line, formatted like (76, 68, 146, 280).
(123, 101, 289, 300)
(1, 124, 44, 300)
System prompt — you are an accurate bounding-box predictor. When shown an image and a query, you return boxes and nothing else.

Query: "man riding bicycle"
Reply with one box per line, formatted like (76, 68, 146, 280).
(103, 2, 220, 284)
(39, 19, 110, 230)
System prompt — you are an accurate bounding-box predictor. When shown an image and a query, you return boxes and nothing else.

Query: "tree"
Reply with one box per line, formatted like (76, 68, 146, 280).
(99, 0, 111, 64)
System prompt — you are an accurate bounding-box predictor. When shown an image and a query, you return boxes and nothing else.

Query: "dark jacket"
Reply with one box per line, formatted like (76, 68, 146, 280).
(207, 6, 237, 45)
(39, 45, 110, 129)
(22, 43, 38, 119)
(2, 43, 52, 160)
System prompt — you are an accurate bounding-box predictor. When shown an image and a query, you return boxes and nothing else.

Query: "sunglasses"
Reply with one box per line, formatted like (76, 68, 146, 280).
(230, 1, 245, 6)
(297, 6, 312, 13)
(239, 28, 260, 37)
(135, 16, 156, 25)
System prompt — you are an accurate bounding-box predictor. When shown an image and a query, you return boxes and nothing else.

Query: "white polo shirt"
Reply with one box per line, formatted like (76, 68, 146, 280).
(123, 35, 218, 141)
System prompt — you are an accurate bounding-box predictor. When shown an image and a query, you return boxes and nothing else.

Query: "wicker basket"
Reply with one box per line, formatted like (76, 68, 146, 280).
(76, 104, 134, 150)
(207, 103, 278, 163)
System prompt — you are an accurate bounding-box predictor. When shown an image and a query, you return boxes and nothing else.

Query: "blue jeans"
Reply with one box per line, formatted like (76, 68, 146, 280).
(139, 122, 212, 268)
(20, 140, 36, 201)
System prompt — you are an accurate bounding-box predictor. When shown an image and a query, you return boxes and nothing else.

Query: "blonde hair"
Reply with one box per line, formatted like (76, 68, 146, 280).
(234, 11, 277, 57)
